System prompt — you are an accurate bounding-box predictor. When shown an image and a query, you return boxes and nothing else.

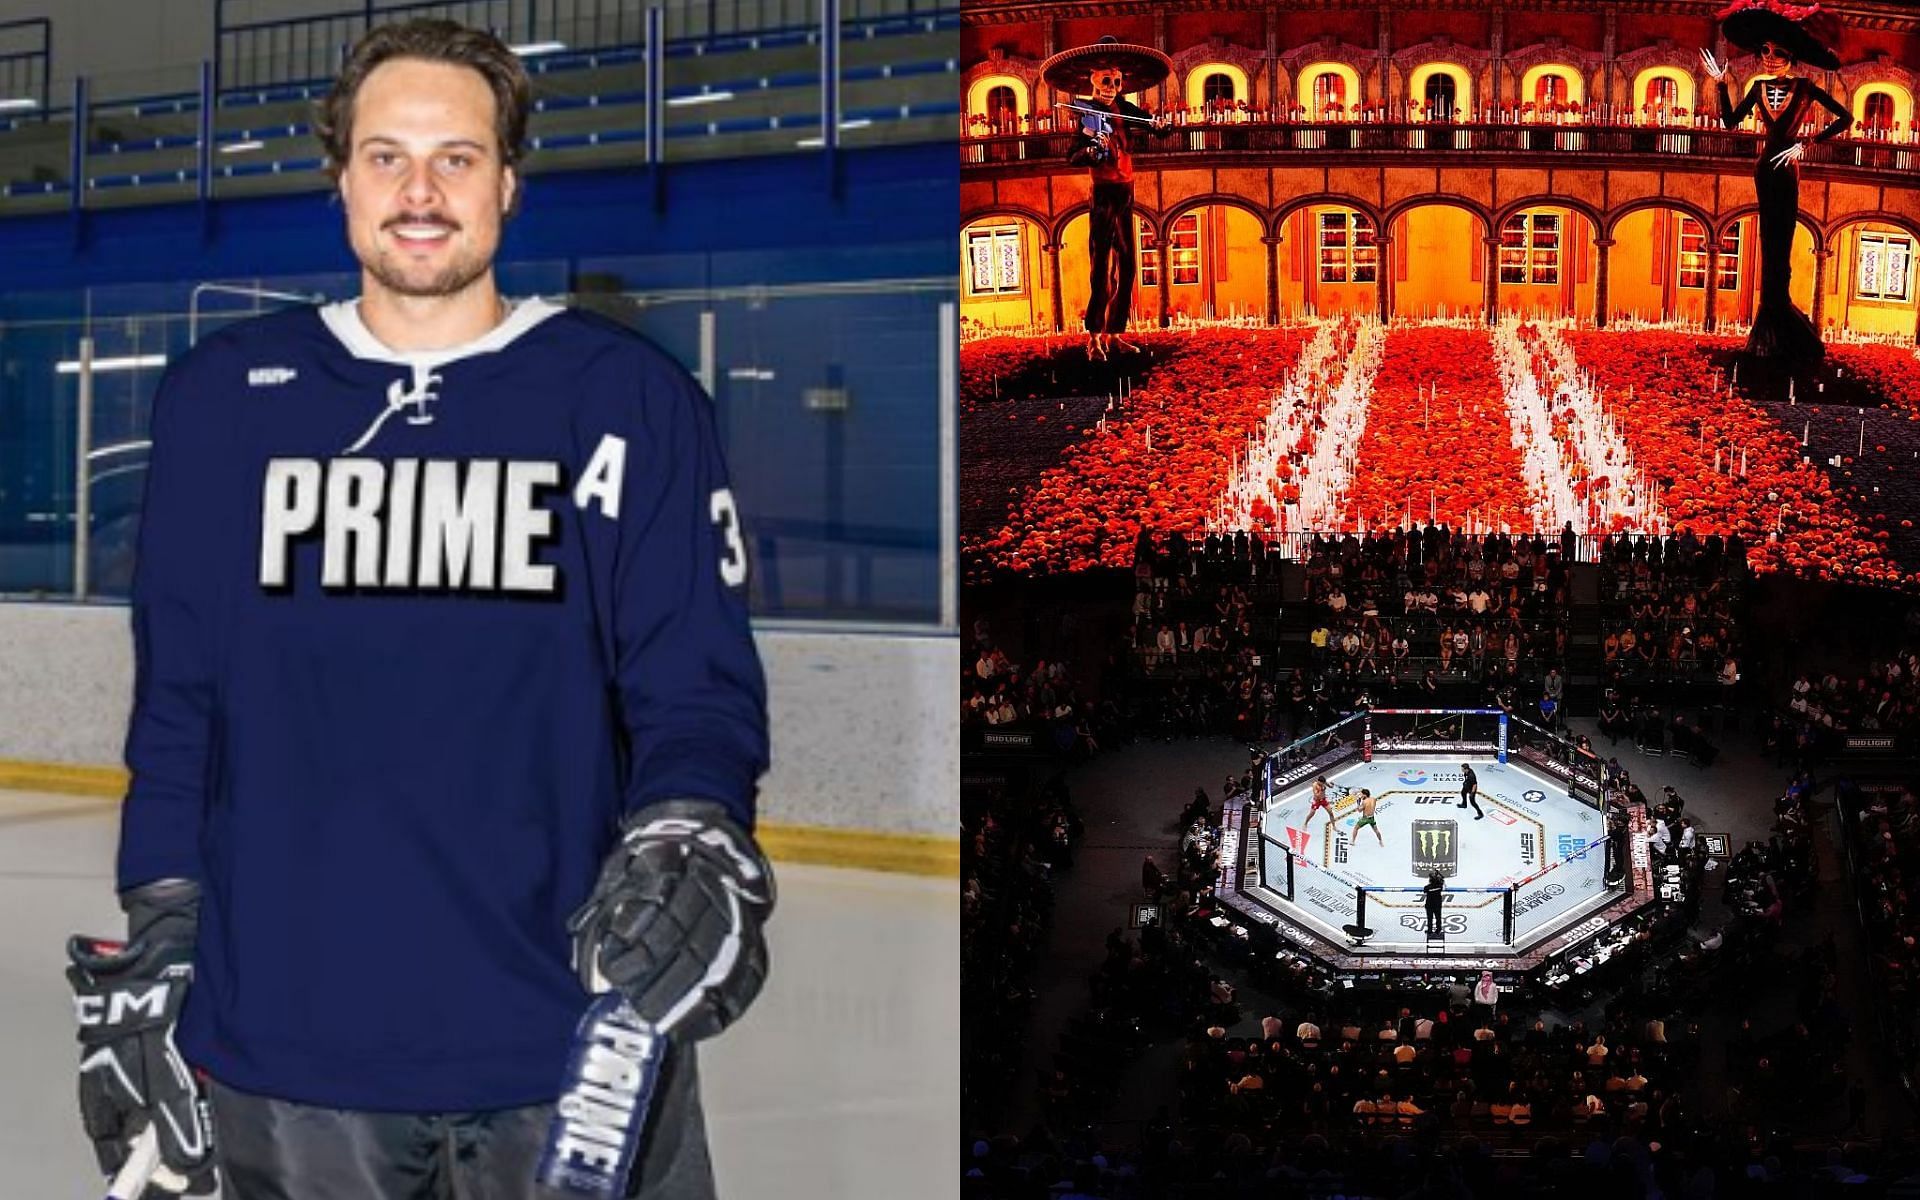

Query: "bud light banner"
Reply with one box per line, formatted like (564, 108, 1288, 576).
(1411, 818, 1458, 877)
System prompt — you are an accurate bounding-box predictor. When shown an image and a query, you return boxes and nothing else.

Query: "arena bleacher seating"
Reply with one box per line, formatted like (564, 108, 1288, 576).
(0, 0, 956, 209)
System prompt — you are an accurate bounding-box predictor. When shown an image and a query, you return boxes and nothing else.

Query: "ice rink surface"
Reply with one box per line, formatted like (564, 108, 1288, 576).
(0, 790, 957, 1199)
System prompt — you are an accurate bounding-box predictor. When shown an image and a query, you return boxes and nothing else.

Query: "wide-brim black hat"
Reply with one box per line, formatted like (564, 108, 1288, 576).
(1717, 0, 1842, 71)
(1039, 36, 1174, 94)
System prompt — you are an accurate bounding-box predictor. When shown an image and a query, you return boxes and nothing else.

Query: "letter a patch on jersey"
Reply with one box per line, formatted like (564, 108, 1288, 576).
(575, 435, 627, 520)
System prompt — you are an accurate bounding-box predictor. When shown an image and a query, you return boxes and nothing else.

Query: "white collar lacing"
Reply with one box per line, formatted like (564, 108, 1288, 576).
(321, 295, 566, 455)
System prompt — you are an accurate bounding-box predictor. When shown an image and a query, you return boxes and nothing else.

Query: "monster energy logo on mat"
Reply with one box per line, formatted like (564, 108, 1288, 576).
(1411, 818, 1458, 876)
(1416, 826, 1453, 859)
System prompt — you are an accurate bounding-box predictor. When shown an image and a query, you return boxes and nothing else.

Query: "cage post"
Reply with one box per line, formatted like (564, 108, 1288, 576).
(1355, 886, 1368, 931)
(1362, 709, 1373, 762)
(1285, 847, 1295, 899)
(1497, 711, 1508, 764)
(1502, 886, 1515, 945)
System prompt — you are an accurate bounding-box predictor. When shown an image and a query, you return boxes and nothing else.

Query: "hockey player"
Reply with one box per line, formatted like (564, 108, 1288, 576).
(64, 19, 771, 1199)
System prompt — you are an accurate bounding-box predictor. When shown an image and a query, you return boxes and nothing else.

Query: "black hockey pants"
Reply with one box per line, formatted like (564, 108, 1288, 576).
(206, 1046, 712, 1199)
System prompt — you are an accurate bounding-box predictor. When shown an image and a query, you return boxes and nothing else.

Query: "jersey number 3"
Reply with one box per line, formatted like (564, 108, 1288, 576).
(711, 488, 747, 587)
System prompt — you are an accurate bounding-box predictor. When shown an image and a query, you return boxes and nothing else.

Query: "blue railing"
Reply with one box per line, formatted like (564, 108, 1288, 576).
(215, 0, 514, 93)
(213, 0, 953, 98)
(0, 17, 50, 122)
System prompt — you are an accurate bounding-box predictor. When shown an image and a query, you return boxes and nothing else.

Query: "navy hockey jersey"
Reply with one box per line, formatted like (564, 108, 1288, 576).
(116, 298, 770, 1111)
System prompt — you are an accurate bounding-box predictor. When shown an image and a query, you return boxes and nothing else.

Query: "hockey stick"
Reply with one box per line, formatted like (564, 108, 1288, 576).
(106, 1126, 159, 1200)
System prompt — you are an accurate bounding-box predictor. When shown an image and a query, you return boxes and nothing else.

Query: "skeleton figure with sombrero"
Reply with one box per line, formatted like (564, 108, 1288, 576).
(1700, 0, 1850, 362)
(1040, 35, 1175, 360)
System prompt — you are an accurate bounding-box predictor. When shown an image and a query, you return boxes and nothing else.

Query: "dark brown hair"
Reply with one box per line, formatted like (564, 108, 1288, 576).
(315, 18, 532, 186)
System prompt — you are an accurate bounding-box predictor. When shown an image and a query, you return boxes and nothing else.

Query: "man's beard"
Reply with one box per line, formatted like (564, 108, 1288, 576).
(359, 227, 492, 299)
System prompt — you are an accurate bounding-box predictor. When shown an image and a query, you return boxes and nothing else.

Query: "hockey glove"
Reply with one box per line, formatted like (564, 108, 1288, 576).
(568, 800, 775, 1041)
(66, 881, 216, 1196)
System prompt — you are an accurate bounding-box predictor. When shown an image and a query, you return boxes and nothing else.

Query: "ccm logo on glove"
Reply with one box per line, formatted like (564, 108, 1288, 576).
(76, 981, 177, 1027)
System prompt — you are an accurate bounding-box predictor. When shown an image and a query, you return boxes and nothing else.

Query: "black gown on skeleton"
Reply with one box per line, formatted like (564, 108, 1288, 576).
(1717, 74, 1851, 362)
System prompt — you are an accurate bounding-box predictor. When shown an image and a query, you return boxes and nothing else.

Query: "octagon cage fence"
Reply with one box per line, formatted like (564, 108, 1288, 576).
(1250, 708, 1622, 956)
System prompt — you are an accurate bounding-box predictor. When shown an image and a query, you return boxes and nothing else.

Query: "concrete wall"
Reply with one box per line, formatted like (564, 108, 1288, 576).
(0, 603, 956, 836)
